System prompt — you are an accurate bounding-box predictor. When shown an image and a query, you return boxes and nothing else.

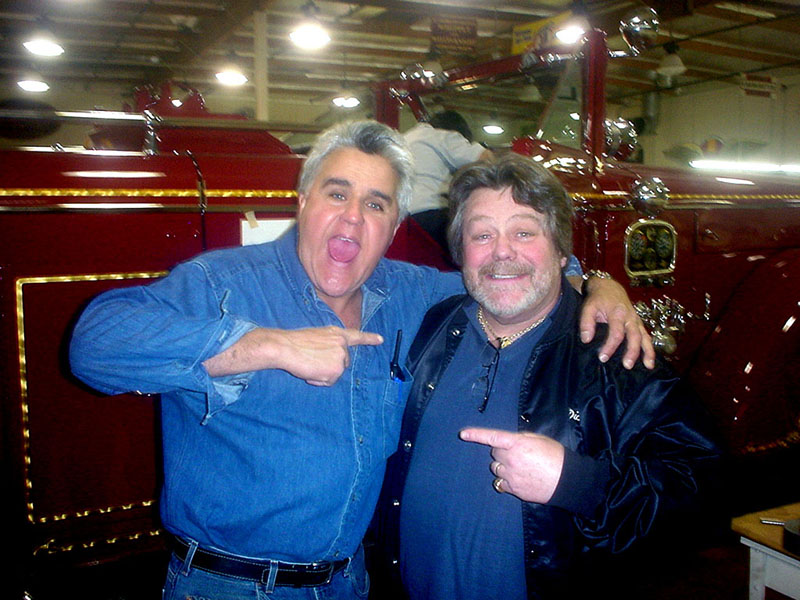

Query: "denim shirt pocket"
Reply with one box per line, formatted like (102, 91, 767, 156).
(381, 365, 414, 459)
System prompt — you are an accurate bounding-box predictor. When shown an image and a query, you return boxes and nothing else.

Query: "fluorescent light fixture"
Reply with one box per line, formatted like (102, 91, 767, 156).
(289, 22, 330, 50)
(715, 177, 754, 185)
(18, 78, 50, 93)
(332, 95, 360, 108)
(215, 68, 248, 86)
(691, 159, 800, 174)
(482, 124, 504, 135)
(23, 35, 64, 57)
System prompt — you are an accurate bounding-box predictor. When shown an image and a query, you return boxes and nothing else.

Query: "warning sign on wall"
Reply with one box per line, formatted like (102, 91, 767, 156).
(739, 74, 779, 99)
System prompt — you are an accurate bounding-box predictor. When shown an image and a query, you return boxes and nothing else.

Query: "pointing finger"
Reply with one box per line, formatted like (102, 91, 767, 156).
(459, 427, 516, 450)
(342, 329, 384, 347)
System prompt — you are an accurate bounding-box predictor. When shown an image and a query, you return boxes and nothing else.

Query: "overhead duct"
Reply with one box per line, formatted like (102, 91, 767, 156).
(640, 90, 660, 134)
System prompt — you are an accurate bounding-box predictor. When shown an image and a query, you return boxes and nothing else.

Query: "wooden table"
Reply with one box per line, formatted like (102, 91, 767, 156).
(731, 502, 800, 600)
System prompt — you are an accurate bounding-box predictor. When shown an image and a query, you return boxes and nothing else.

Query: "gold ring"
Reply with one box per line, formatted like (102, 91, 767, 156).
(492, 477, 505, 494)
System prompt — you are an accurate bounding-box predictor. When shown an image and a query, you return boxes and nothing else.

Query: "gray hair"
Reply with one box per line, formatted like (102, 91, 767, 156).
(298, 120, 414, 219)
(447, 153, 573, 265)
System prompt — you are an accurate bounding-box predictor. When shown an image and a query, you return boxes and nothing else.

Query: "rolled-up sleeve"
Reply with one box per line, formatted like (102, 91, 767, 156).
(69, 261, 258, 415)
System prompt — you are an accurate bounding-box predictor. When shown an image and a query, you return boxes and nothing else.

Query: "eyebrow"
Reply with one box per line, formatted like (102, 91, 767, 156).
(467, 213, 540, 225)
(321, 177, 394, 204)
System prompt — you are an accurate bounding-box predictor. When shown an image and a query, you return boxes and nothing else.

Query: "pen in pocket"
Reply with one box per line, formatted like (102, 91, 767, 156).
(389, 329, 405, 382)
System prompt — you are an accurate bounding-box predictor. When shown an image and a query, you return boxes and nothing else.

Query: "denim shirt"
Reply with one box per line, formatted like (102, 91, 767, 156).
(69, 227, 464, 562)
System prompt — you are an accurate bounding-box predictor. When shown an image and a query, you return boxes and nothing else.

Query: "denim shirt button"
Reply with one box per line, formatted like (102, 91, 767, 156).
(403, 440, 412, 451)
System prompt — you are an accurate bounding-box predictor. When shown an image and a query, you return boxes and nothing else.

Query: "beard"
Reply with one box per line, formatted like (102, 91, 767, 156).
(463, 259, 562, 321)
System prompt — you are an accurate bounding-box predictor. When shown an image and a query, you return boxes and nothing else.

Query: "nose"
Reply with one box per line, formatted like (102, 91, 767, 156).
(341, 198, 364, 225)
(492, 232, 516, 260)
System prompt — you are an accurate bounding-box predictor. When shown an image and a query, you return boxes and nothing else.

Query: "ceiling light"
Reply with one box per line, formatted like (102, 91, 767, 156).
(290, 2, 330, 50)
(215, 68, 248, 86)
(482, 117, 504, 135)
(23, 31, 64, 57)
(17, 74, 50, 93)
(555, 12, 590, 45)
(332, 52, 360, 108)
(657, 41, 686, 76)
(332, 94, 360, 108)
(215, 52, 248, 86)
(555, 24, 586, 44)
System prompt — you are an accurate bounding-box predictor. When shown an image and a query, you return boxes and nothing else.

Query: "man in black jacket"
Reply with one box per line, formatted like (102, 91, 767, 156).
(373, 154, 720, 600)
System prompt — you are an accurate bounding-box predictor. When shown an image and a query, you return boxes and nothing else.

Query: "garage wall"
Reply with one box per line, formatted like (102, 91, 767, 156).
(632, 74, 800, 171)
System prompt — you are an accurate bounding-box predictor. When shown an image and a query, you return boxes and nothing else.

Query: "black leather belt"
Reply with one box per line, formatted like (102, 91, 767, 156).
(171, 537, 350, 587)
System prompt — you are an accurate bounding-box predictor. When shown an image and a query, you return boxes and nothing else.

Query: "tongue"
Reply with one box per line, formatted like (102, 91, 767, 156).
(328, 237, 359, 263)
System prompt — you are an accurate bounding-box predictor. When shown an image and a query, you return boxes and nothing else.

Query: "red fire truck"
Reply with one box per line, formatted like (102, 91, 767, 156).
(1, 9, 798, 597)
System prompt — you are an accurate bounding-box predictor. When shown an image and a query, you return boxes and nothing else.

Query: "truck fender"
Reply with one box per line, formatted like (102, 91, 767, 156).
(686, 248, 800, 456)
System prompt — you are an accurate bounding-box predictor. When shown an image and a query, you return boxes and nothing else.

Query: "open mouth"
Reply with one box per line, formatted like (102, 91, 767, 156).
(327, 235, 360, 263)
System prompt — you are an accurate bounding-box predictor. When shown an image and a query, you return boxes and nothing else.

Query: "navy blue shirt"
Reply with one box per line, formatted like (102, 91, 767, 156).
(399, 298, 554, 600)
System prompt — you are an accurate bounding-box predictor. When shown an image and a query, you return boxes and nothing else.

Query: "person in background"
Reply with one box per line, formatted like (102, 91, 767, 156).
(404, 110, 492, 251)
(70, 120, 653, 600)
(373, 153, 719, 600)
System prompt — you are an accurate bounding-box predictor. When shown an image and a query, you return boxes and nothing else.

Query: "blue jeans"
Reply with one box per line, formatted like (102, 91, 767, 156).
(162, 546, 370, 600)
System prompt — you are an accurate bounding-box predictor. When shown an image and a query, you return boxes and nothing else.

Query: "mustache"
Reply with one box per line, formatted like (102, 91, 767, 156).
(479, 262, 534, 278)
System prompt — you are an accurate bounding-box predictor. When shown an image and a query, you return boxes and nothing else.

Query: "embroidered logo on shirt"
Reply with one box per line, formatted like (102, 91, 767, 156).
(568, 408, 581, 422)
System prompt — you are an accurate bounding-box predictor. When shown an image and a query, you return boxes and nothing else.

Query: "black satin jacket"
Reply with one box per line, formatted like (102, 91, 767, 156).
(371, 280, 721, 599)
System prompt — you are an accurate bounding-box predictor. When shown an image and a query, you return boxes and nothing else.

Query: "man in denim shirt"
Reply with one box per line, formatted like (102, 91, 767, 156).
(69, 120, 653, 600)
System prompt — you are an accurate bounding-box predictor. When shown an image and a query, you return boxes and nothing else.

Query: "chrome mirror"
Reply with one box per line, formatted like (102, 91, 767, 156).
(604, 117, 638, 160)
(619, 7, 660, 56)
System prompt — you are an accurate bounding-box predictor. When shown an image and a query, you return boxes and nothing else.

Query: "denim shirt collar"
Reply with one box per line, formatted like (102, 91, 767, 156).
(274, 225, 390, 325)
